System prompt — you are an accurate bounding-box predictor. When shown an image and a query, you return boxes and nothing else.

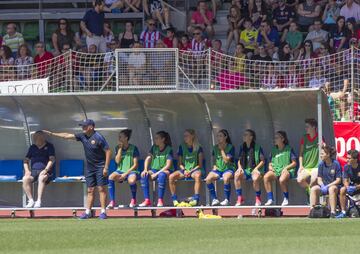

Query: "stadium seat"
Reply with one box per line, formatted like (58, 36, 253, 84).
(54, 159, 84, 182)
(23, 22, 39, 41)
(0, 160, 23, 182)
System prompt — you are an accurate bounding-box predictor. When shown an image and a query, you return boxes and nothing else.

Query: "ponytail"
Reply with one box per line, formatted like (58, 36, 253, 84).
(156, 131, 172, 146)
(219, 129, 232, 144)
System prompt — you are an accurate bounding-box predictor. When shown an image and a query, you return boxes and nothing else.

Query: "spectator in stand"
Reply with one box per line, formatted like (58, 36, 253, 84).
(232, 43, 247, 74)
(140, 18, 160, 48)
(128, 42, 146, 86)
(252, 44, 272, 61)
(309, 64, 327, 88)
(104, 0, 141, 13)
(305, 19, 329, 53)
(322, 0, 341, 31)
(273, 0, 295, 33)
(330, 16, 347, 52)
(340, 0, 360, 22)
(2, 23, 24, 58)
(297, 40, 316, 60)
(297, 0, 321, 32)
(191, 27, 211, 52)
(207, 0, 222, 22)
(282, 22, 303, 58)
(150, 39, 173, 84)
(104, 39, 117, 77)
(124, 0, 142, 12)
(75, 24, 88, 52)
(188, 0, 215, 38)
(179, 34, 191, 51)
(346, 17, 360, 45)
(211, 39, 223, 78)
(52, 18, 75, 56)
(216, 60, 247, 90)
(262, 63, 279, 89)
(0, 45, 15, 66)
(81, 0, 107, 53)
(273, 42, 294, 61)
(103, 21, 114, 52)
(280, 63, 304, 88)
(119, 21, 139, 49)
(257, 20, 280, 56)
(143, 0, 170, 30)
(163, 27, 178, 48)
(225, 5, 244, 54)
(0, 45, 15, 81)
(231, 0, 246, 15)
(250, 0, 267, 29)
(240, 18, 259, 58)
(15, 44, 34, 80)
(34, 42, 54, 78)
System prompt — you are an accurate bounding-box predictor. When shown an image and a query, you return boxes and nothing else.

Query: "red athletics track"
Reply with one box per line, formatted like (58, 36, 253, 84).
(0, 207, 309, 218)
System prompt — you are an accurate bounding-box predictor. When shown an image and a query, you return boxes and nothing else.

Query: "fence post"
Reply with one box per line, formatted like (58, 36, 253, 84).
(208, 48, 211, 90)
(115, 49, 119, 92)
(351, 46, 355, 121)
(69, 50, 73, 92)
(175, 48, 179, 90)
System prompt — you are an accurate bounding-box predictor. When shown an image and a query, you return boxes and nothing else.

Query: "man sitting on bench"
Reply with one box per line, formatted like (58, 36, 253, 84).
(23, 131, 55, 208)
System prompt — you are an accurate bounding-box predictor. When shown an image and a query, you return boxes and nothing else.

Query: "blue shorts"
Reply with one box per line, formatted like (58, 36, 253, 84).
(113, 171, 140, 182)
(86, 169, 108, 187)
(211, 169, 234, 178)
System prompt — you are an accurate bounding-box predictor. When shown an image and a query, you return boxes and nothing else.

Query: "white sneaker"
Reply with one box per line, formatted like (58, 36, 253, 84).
(281, 198, 289, 206)
(264, 199, 273, 206)
(211, 199, 220, 206)
(25, 199, 35, 208)
(220, 199, 229, 206)
(34, 200, 41, 208)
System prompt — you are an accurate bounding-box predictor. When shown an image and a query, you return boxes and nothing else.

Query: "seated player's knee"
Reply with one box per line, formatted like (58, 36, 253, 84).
(128, 177, 136, 185)
(109, 173, 117, 181)
(22, 175, 32, 182)
(38, 174, 48, 182)
(193, 172, 201, 181)
(87, 187, 95, 194)
(340, 186, 347, 194)
(329, 185, 338, 193)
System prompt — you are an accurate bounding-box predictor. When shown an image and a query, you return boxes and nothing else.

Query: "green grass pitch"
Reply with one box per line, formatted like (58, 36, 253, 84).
(0, 218, 359, 254)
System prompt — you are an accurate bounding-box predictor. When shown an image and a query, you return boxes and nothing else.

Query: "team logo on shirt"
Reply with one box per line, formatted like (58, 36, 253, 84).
(91, 140, 96, 145)
(330, 169, 335, 175)
(44, 146, 48, 150)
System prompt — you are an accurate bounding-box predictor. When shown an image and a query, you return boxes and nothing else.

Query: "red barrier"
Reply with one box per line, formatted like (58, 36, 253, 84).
(334, 121, 360, 167)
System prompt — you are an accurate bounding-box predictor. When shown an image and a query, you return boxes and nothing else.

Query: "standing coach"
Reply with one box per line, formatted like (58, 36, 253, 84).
(44, 119, 111, 219)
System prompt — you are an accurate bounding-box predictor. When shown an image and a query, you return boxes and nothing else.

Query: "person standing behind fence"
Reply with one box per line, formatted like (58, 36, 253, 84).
(43, 119, 111, 219)
(119, 21, 138, 49)
(2, 23, 24, 58)
(169, 129, 204, 207)
(81, 0, 107, 53)
(205, 129, 235, 206)
(22, 131, 55, 208)
(297, 118, 324, 199)
(139, 131, 174, 207)
(140, 18, 160, 48)
(34, 42, 54, 79)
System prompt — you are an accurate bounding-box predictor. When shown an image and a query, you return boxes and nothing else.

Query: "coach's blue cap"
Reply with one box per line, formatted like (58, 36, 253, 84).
(79, 119, 95, 127)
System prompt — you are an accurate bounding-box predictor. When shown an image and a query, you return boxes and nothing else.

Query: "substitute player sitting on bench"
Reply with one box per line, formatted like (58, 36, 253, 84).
(336, 149, 360, 218)
(23, 131, 55, 208)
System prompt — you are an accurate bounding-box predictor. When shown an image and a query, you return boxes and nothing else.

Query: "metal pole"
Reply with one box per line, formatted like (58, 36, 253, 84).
(207, 48, 211, 90)
(351, 46, 355, 122)
(317, 90, 323, 161)
(115, 49, 119, 92)
(175, 48, 179, 90)
(39, 0, 45, 42)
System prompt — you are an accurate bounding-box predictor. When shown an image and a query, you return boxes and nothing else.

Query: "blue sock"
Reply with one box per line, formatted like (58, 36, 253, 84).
(140, 175, 149, 199)
(283, 192, 289, 199)
(224, 184, 231, 200)
(256, 191, 261, 198)
(108, 180, 115, 202)
(207, 183, 217, 200)
(236, 188, 242, 197)
(129, 183, 137, 199)
(267, 192, 273, 200)
(172, 194, 178, 201)
(157, 172, 167, 199)
(193, 194, 200, 202)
